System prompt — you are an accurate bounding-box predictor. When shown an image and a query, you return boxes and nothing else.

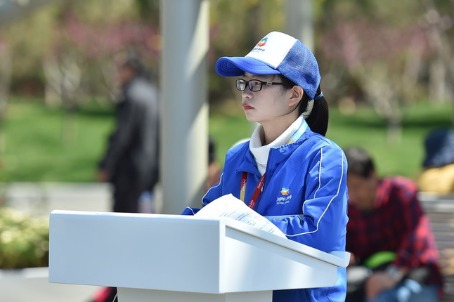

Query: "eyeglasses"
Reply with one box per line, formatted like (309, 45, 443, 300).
(235, 79, 283, 92)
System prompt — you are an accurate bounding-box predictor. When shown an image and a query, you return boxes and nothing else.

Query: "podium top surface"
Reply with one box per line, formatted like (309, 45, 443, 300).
(49, 210, 349, 293)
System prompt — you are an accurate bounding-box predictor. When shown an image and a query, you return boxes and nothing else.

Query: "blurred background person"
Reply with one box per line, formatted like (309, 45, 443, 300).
(94, 53, 160, 302)
(417, 128, 454, 194)
(344, 146, 444, 302)
(97, 52, 160, 213)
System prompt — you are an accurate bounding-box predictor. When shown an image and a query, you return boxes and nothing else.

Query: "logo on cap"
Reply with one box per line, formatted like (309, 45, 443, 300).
(256, 37, 268, 47)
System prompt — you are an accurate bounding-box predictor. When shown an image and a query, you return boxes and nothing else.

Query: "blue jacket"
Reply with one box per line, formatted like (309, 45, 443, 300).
(189, 123, 348, 302)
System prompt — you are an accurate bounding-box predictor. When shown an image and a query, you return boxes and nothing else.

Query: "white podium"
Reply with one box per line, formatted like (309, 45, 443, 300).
(49, 210, 349, 302)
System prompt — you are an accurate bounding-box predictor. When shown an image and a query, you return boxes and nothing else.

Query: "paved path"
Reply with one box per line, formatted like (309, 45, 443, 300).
(0, 268, 100, 302)
(3, 182, 112, 215)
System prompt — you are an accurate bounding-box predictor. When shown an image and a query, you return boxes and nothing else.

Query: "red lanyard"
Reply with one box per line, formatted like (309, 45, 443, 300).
(240, 171, 266, 209)
(238, 118, 307, 208)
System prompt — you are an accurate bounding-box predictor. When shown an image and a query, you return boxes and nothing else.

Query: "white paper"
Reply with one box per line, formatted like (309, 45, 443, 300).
(195, 194, 287, 238)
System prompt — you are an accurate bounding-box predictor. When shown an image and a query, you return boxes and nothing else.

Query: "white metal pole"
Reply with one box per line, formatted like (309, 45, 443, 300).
(285, 0, 314, 51)
(160, 0, 209, 214)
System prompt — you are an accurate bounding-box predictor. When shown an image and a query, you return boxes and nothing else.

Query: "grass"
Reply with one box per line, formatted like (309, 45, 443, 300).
(0, 98, 452, 182)
(330, 102, 453, 178)
(210, 100, 454, 180)
(0, 98, 114, 182)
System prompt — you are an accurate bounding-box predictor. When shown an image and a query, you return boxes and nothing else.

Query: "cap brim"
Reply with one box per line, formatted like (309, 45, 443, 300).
(215, 56, 280, 77)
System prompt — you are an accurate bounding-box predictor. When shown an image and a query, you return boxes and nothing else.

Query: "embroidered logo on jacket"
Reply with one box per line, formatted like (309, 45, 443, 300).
(276, 188, 292, 205)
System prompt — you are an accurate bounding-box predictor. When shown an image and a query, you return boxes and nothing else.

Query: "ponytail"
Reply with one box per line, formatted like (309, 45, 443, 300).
(280, 76, 329, 136)
(304, 86, 329, 136)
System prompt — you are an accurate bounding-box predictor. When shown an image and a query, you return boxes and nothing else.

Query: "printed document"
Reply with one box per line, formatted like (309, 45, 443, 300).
(195, 194, 287, 238)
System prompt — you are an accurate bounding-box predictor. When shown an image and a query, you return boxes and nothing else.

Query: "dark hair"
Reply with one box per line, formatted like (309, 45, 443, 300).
(344, 147, 376, 178)
(279, 76, 329, 136)
(120, 52, 151, 81)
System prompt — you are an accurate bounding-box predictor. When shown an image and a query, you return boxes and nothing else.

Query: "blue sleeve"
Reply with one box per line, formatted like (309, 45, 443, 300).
(181, 207, 200, 215)
(184, 166, 226, 215)
(202, 172, 225, 206)
(201, 141, 249, 207)
(183, 157, 227, 215)
(266, 146, 348, 253)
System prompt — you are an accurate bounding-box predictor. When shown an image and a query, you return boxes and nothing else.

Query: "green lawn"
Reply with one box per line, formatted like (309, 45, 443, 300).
(0, 98, 452, 182)
(0, 98, 114, 182)
(327, 102, 453, 178)
(210, 100, 453, 179)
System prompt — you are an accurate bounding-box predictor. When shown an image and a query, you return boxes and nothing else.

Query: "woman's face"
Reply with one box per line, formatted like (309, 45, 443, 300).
(239, 73, 296, 124)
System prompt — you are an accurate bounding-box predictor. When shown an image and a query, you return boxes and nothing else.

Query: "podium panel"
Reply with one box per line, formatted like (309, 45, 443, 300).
(223, 227, 339, 291)
(117, 288, 272, 302)
(49, 210, 349, 301)
(49, 212, 223, 293)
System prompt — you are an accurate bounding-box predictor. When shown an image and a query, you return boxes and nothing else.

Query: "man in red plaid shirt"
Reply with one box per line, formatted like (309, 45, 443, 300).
(344, 147, 444, 302)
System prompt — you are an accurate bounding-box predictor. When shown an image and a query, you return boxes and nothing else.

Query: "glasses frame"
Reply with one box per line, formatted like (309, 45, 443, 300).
(236, 79, 284, 92)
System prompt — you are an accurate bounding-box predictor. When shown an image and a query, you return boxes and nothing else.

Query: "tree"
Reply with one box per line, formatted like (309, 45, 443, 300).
(317, 0, 454, 142)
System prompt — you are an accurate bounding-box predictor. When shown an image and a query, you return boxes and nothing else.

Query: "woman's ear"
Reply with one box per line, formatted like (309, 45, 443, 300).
(289, 86, 304, 107)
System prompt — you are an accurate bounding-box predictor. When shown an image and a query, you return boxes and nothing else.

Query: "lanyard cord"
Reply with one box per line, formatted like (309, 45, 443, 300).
(239, 119, 308, 209)
(240, 172, 265, 209)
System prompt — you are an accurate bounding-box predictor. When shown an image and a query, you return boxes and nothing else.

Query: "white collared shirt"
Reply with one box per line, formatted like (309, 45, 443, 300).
(249, 116, 304, 175)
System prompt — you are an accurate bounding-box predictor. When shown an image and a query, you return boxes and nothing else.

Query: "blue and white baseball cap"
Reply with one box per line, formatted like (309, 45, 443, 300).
(215, 31, 321, 100)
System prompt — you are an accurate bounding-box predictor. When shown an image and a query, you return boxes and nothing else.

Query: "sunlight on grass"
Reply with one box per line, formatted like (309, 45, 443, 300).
(0, 99, 452, 182)
(210, 101, 453, 179)
(0, 99, 114, 182)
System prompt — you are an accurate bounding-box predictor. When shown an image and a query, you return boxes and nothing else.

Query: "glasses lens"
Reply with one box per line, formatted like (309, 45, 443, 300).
(236, 80, 246, 91)
(249, 80, 262, 92)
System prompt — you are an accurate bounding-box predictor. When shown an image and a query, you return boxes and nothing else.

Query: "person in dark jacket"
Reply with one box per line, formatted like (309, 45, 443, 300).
(97, 55, 160, 213)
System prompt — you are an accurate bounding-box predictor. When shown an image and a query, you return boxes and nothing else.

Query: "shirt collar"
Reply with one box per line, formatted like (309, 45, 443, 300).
(249, 116, 307, 175)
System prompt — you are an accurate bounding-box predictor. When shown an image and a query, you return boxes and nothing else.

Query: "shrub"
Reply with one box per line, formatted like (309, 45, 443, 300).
(0, 208, 49, 269)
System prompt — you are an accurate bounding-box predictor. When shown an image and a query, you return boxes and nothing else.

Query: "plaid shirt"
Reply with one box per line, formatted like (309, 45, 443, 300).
(346, 176, 444, 289)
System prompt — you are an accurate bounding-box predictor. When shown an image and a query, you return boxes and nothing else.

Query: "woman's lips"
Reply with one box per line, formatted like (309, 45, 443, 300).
(243, 103, 254, 110)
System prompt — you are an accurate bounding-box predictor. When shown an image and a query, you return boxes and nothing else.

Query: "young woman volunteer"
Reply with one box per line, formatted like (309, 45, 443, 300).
(186, 31, 348, 302)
